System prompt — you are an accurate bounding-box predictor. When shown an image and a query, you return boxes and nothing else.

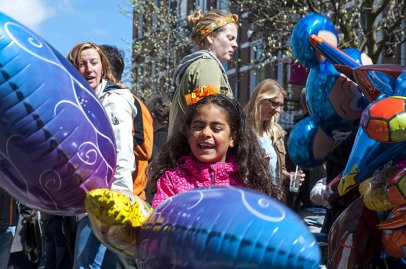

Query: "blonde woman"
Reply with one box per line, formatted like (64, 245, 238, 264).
(168, 9, 238, 137)
(245, 79, 305, 200)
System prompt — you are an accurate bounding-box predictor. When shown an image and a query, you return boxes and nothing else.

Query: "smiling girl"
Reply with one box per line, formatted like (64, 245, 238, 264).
(150, 93, 281, 208)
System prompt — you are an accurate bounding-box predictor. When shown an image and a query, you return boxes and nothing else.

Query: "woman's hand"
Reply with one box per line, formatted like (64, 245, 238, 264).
(296, 169, 306, 187)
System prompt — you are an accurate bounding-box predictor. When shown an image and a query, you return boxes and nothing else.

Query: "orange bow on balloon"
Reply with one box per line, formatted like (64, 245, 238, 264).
(185, 85, 219, 105)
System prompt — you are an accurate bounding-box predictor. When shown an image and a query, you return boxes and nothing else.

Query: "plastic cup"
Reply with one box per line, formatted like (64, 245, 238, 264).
(289, 171, 299, 193)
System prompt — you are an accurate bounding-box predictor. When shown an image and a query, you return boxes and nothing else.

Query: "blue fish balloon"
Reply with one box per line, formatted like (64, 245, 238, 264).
(136, 186, 321, 269)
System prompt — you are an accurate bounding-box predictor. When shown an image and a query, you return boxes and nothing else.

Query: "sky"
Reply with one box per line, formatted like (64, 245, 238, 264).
(0, 0, 134, 82)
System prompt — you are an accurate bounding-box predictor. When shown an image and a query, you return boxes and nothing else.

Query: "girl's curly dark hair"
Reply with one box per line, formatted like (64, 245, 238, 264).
(148, 94, 283, 200)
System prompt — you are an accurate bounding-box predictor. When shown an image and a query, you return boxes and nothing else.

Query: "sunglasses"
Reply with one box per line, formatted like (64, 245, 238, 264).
(265, 99, 284, 108)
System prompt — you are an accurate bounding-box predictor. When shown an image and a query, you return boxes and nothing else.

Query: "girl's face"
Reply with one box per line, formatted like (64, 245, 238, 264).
(207, 23, 238, 62)
(78, 48, 103, 90)
(188, 104, 235, 163)
(260, 93, 284, 122)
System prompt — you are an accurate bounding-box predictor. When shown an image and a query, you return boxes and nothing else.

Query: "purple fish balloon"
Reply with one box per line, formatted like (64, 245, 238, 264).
(0, 12, 116, 215)
(136, 186, 321, 269)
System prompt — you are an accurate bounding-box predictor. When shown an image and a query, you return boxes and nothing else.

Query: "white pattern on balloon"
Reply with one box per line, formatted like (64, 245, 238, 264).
(39, 169, 63, 211)
(236, 187, 286, 222)
(77, 142, 99, 165)
(5, 19, 115, 176)
(152, 196, 174, 220)
(39, 170, 62, 191)
(3, 134, 30, 194)
(185, 190, 204, 210)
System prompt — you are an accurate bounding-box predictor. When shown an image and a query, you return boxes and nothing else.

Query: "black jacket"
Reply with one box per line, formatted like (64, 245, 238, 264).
(0, 187, 18, 227)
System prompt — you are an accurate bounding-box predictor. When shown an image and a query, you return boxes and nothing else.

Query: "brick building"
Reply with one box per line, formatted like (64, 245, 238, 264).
(131, 0, 405, 129)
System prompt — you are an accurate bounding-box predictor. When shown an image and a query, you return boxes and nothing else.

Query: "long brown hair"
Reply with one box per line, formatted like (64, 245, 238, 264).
(67, 42, 116, 86)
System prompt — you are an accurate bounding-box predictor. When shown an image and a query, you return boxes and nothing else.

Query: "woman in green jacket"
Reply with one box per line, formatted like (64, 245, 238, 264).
(168, 9, 238, 137)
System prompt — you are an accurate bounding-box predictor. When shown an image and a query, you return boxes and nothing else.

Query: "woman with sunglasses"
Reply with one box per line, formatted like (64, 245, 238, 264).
(245, 79, 305, 203)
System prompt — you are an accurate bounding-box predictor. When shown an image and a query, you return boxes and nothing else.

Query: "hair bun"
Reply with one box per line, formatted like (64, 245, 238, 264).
(187, 10, 203, 28)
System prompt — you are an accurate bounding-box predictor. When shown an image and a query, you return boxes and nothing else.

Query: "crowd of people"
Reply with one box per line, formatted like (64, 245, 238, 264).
(0, 7, 385, 269)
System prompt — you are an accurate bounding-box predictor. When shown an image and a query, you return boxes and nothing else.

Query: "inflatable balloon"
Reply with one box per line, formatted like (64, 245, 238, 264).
(305, 52, 368, 131)
(308, 34, 383, 103)
(292, 11, 406, 268)
(136, 186, 321, 269)
(0, 12, 116, 214)
(359, 177, 395, 212)
(338, 128, 406, 195)
(338, 64, 405, 98)
(360, 96, 406, 143)
(395, 69, 406, 96)
(328, 197, 381, 268)
(291, 12, 338, 68)
(378, 205, 406, 258)
(85, 189, 153, 257)
(363, 66, 400, 96)
(386, 168, 406, 206)
(287, 116, 334, 169)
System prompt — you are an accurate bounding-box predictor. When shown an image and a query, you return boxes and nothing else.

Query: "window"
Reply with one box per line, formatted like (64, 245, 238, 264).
(137, 13, 144, 39)
(249, 42, 266, 94)
(152, 0, 161, 29)
(195, 0, 207, 13)
(178, 0, 187, 19)
(217, 0, 229, 10)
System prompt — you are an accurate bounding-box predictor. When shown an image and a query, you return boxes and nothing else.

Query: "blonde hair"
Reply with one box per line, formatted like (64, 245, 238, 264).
(244, 79, 287, 140)
(188, 9, 237, 44)
(67, 42, 116, 86)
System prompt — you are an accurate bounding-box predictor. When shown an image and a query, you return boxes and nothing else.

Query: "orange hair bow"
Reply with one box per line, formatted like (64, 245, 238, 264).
(185, 85, 219, 105)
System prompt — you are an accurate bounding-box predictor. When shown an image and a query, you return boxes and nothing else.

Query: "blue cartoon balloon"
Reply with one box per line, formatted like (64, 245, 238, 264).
(395, 70, 406, 96)
(367, 70, 397, 96)
(287, 116, 334, 169)
(136, 186, 321, 269)
(309, 37, 368, 68)
(0, 12, 116, 215)
(338, 128, 406, 195)
(305, 48, 370, 132)
(291, 12, 338, 68)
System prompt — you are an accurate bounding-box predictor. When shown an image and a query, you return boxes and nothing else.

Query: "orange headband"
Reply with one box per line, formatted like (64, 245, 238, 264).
(193, 15, 238, 43)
